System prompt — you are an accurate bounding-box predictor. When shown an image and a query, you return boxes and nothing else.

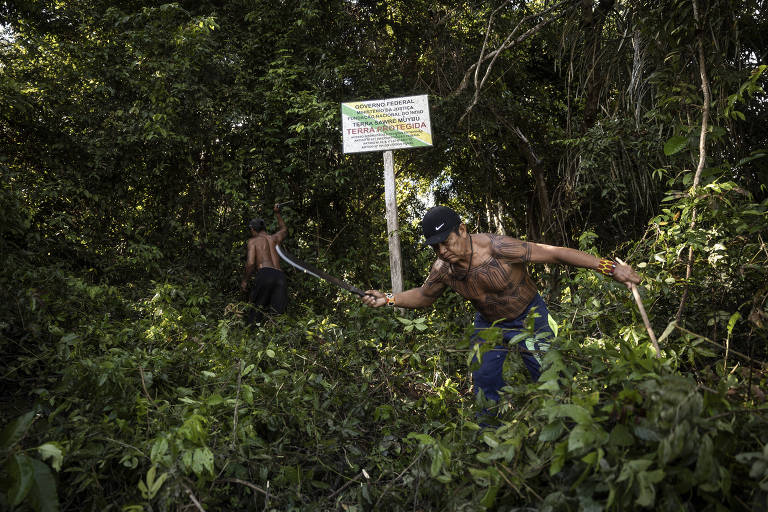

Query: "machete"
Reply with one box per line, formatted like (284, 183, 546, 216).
(276, 245, 369, 297)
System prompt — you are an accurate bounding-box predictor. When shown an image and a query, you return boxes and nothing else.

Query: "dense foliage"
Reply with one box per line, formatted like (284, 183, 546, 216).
(2, 0, 767, 510)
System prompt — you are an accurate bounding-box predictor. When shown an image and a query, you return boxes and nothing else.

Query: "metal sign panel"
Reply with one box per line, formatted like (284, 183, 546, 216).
(341, 95, 432, 153)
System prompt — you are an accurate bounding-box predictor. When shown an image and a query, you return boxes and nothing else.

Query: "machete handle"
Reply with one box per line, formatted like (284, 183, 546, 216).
(343, 285, 376, 299)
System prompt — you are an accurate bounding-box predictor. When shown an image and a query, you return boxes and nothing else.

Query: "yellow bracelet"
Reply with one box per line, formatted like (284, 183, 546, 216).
(597, 258, 616, 276)
(386, 293, 396, 306)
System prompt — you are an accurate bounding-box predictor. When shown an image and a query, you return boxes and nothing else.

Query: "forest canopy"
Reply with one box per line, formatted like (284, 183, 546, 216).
(2, 0, 768, 510)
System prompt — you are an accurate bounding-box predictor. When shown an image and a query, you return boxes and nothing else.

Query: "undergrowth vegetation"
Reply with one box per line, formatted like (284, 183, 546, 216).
(3, 176, 767, 511)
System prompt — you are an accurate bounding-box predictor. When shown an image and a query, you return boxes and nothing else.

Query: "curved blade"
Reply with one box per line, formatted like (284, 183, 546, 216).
(276, 245, 367, 297)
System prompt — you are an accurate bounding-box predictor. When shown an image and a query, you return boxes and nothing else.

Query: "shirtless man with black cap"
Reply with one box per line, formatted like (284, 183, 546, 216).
(362, 205, 641, 403)
(241, 204, 288, 325)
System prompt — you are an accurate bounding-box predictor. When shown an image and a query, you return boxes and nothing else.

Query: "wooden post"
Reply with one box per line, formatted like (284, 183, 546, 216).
(383, 150, 403, 294)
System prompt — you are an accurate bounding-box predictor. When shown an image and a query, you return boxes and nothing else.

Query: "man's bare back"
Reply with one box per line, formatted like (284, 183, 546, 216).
(241, 205, 288, 293)
(247, 233, 281, 270)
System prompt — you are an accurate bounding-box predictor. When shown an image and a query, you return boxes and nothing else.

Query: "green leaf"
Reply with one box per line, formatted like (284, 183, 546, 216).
(37, 443, 63, 472)
(406, 433, 435, 446)
(568, 425, 596, 451)
(0, 411, 36, 450)
(468, 467, 491, 486)
(549, 441, 568, 476)
(149, 472, 169, 497)
(539, 421, 564, 442)
(139, 464, 168, 500)
(608, 424, 634, 447)
(692, 345, 718, 358)
(537, 378, 560, 392)
(618, 459, 653, 485)
(633, 426, 661, 442)
(727, 312, 741, 336)
(205, 394, 225, 406)
(481, 484, 499, 508)
(7, 453, 35, 506)
(482, 432, 500, 449)
(28, 458, 59, 512)
(429, 448, 443, 477)
(663, 135, 688, 156)
(636, 469, 664, 507)
(151, 438, 169, 463)
(547, 314, 559, 337)
(193, 447, 214, 476)
(541, 404, 592, 425)
(488, 442, 516, 462)
(657, 321, 677, 344)
(241, 384, 254, 405)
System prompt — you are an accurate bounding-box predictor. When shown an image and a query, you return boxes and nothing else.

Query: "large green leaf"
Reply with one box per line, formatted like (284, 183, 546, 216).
(568, 425, 597, 451)
(6, 453, 35, 507)
(36, 443, 63, 472)
(539, 421, 565, 442)
(28, 458, 59, 512)
(541, 404, 593, 425)
(608, 424, 634, 448)
(0, 411, 36, 450)
(663, 135, 688, 156)
(192, 447, 214, 476)
(635, 469, 664, 507)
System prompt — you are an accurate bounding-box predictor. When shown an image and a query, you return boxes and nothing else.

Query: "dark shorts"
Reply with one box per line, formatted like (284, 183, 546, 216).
(471, 294, 554, 402)
(247, 268, 287, 325)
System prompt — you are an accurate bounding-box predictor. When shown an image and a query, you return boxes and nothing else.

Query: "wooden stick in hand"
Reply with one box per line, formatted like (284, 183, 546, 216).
(616, 258, 661, 358)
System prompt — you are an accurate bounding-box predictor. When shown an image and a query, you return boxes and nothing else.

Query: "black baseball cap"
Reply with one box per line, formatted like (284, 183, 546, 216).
(248, 218, 266, 231)
(421, 206, 461, 246)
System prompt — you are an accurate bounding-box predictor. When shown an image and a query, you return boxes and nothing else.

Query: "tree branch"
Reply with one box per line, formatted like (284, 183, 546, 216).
(455, 0, 578, 123)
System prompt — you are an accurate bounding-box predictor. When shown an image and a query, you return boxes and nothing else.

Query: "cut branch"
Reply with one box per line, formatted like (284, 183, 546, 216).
(231, 359, 243, 449)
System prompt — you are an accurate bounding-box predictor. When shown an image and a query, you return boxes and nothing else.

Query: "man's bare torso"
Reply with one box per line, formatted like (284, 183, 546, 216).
(423, 234, 538, 321)
(247, 234, 281, 270)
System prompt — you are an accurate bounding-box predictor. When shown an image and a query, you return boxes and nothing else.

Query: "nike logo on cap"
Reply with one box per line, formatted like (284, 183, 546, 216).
(435, 223, 445, 231)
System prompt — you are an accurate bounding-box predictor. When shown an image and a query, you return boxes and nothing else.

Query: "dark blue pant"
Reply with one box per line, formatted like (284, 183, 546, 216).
(471, 294, 554, 402)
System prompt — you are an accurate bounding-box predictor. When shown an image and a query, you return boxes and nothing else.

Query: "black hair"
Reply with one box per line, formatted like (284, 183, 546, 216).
(248, 218, 266, 231)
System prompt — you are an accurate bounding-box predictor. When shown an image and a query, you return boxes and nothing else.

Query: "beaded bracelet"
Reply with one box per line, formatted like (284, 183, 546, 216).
(385, 293, 396, 306)
(597, 258, 616, 277)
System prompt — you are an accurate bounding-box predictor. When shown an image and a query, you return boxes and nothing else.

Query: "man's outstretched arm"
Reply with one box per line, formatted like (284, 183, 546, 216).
(361, 285, 444, 309)
(527, 242, 641, 288)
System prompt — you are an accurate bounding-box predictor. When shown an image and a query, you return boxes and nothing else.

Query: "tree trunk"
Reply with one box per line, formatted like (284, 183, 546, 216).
(676, 0, 711, 323)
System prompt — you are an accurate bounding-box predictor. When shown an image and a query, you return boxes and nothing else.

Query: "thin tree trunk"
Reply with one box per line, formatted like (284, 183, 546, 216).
(490, 108, 553, 243)
(495, 202, 506, 236)
(676, 0, 711, 323)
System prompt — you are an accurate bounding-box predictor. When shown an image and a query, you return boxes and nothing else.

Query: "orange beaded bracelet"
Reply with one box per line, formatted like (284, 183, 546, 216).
(597, 258, 616, 276)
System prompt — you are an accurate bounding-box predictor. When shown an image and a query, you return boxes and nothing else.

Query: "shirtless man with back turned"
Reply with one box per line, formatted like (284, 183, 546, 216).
(241, 204, 288, 325)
